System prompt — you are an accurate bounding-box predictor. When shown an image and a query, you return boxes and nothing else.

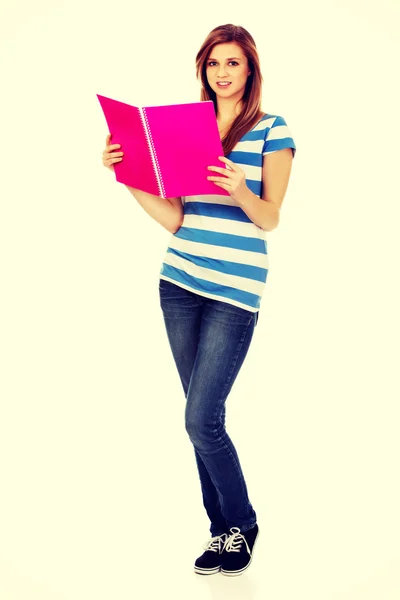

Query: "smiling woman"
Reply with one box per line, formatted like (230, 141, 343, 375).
(102, 21, 296, 580)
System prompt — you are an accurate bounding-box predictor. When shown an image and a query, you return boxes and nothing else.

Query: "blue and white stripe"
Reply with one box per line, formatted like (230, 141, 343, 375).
(159, 114, 296, 312)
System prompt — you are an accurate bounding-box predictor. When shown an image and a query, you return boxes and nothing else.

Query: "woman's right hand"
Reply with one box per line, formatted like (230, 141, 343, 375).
(102, 133, 124, 172)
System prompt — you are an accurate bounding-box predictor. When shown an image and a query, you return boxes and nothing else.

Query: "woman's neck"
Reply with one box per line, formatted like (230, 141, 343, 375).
(216, 98, 243, 124)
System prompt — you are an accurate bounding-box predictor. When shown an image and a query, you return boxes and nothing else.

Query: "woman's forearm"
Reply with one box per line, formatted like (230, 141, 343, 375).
(125, 186, 184, 233)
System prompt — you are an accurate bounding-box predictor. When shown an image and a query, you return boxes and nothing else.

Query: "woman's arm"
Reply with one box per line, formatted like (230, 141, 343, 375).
(233, 148, 294, 231)
(125, 186, 184, 233)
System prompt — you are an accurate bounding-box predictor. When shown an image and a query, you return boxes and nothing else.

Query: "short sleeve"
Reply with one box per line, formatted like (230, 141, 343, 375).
(262, 116, 296, 158)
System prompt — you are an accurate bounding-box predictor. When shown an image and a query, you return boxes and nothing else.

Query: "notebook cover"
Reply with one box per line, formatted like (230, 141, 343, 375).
(97, 95, 230, 198)
(96, 94, 160, 196)
(143, 101, 230, 197)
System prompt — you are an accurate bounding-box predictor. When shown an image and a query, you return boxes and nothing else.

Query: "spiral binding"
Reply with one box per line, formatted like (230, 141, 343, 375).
(139, 107, 166, 198)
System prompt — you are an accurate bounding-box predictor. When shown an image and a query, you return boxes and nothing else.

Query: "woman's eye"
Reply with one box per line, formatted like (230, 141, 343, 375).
(207, 61, 238, 67)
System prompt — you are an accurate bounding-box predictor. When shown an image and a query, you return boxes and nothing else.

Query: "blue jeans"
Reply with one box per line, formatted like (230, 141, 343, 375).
(159, 278, 258, 536)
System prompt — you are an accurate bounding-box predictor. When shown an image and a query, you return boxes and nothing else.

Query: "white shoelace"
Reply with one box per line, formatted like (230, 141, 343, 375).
(204, 533, 228, 553)
(223, 527, 251, 555)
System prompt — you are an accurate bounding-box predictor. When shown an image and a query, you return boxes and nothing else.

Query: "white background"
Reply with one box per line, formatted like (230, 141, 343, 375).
(1, 1, 399, 599)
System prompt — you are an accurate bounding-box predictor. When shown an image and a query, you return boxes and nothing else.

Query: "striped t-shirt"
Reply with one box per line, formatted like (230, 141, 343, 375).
(159, 113, 296, 312)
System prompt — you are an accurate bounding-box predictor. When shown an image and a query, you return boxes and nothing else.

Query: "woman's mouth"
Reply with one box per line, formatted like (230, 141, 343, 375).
(216, 82, 232, 87)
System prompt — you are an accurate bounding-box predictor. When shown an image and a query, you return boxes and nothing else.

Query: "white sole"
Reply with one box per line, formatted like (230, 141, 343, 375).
(194, 565, 221, 575)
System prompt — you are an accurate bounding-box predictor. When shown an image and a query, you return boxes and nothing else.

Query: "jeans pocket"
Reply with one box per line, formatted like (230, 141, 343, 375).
(159, 278, 179, 296)
(159, 279, 201, 314)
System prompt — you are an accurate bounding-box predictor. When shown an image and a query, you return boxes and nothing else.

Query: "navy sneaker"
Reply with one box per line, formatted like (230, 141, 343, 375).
(194, 532, 229, 575)
(220, 524, 259, 576)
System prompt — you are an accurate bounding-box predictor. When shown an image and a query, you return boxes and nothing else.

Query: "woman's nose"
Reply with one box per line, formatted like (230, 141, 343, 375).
(217, 67, 228, 77)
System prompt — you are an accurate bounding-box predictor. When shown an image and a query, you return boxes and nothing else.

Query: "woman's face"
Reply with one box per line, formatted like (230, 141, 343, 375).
(205, 42, 251, 100)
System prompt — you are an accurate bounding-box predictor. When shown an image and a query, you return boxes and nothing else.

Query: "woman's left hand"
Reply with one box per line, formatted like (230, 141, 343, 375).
(207, 156, 249, 202)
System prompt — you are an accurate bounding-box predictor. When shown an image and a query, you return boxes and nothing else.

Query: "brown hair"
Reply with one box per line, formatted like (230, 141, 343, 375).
(195, 24, 266, 156)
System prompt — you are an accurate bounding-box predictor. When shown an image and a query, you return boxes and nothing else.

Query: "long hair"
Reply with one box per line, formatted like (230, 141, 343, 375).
(195, 24, 266, 156)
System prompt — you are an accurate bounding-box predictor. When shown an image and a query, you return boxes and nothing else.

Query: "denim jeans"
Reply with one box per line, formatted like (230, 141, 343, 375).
(159, 278, 258, 536)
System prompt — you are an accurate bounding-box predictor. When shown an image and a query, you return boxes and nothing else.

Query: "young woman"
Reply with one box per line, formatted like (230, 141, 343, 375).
(102, 24, 296, 577)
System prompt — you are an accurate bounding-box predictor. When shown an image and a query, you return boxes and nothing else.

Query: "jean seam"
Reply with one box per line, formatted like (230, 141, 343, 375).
(211, 316, 253, 506)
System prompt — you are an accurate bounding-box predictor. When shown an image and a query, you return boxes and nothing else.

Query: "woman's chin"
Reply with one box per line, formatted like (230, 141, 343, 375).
(215, 86, 234, 96)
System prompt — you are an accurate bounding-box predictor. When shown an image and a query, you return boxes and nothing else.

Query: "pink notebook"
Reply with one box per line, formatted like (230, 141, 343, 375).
(96, 94, 230, 198)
